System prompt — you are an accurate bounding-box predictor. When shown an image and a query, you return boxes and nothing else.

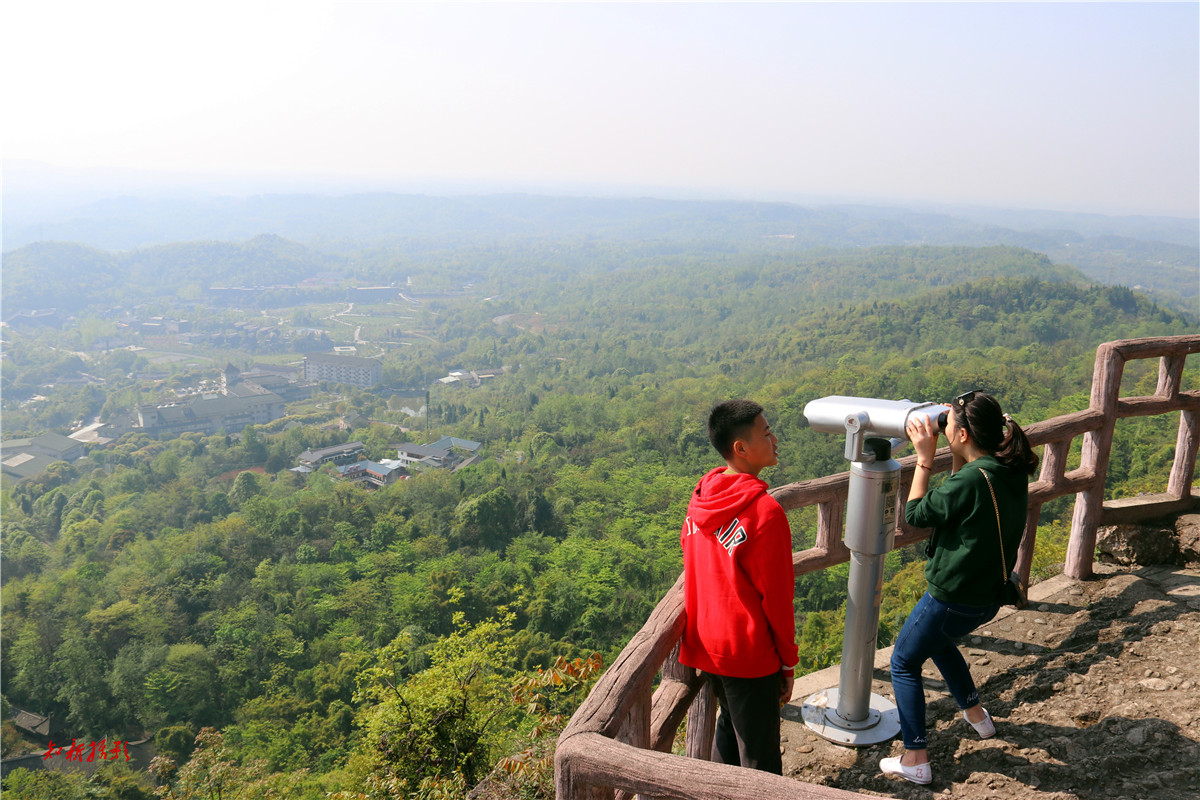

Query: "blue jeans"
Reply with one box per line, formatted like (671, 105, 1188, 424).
(890, 592, 999, 750)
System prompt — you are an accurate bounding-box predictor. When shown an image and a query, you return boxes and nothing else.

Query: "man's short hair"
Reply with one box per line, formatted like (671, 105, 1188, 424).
(707, 399, 764, 458)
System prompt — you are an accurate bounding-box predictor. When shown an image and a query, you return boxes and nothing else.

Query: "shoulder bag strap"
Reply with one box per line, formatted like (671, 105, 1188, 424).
(979, 469, 1007, 584)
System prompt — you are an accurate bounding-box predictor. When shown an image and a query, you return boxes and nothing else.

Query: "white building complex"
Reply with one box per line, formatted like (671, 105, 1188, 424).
(303, 353, 383, 388)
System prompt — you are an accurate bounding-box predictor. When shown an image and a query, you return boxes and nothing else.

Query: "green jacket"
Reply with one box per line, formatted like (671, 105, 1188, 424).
(904, 455, 1029, 607)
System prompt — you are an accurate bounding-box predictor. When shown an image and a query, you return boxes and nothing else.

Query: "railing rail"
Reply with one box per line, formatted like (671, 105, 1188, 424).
(557, 335, 1199, 799)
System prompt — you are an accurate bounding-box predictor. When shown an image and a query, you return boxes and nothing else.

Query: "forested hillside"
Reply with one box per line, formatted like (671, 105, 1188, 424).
(1, 236, 1195, 798)
(2, 235, 338, 312)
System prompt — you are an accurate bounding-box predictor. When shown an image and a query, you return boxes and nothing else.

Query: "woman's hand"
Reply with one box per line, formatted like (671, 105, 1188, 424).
(906, 411, 942, 464)
(906, 409, 945, 501)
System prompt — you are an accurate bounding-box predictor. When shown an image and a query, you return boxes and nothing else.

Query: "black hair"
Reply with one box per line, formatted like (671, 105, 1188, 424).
(707, 399, 764, 459)
(954, 392, 1039, 476)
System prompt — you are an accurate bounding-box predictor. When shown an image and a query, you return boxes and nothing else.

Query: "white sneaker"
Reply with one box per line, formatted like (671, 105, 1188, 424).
(963, 707, 995, 739)
(880, 756, 932, 785)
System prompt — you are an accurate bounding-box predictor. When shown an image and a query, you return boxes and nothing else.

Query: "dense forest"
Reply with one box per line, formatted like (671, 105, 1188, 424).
(1, 219, 1196, 799)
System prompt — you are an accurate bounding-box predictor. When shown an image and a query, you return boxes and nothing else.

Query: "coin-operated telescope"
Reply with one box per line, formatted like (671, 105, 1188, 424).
(793, 396, 947, 747)
(803, 395, 947, 463)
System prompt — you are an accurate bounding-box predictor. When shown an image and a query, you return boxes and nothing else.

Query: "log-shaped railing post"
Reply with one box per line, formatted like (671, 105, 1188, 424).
(816, 498, 848, 560)
(615, 689, 652, 800)
(650, 642, 703, 753)
(1039, 439, 1070, 487)
(1157, 353, 1185, 398)
(1066, 342, 1124, 579)
(1168, 408, 1198, 500)
(685, 679, 716, 762)
(1013, 502, 1040, 585)
(1156, 351, 1198, 501)
(618, 688, 651, 750)
(1015, 435, 1070, 583)
(555, 748, 614, 800)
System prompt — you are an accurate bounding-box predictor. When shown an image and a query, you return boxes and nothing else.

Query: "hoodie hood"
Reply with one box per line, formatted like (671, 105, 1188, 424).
(687, 467, 770, 531)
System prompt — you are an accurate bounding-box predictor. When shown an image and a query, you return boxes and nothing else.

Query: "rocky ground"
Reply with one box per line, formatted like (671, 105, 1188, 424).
(781, 528, 1200, 800)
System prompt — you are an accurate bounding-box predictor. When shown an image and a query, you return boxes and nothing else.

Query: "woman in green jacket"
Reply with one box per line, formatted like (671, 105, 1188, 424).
(880, 391, 1039, 786)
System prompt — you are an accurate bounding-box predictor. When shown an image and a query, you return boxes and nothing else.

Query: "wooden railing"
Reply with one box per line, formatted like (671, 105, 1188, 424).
(555, 335, 1199, 799)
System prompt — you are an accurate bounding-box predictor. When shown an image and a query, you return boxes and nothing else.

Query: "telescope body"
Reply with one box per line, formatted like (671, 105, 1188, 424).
(804, 395, 946, 440)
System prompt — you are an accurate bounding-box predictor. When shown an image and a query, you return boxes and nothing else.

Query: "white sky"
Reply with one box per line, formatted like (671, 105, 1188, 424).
(3, 1, 1198, 217)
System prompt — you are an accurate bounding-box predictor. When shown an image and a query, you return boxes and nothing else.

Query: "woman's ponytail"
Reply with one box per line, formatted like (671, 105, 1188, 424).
(995, 414, 1039, 476)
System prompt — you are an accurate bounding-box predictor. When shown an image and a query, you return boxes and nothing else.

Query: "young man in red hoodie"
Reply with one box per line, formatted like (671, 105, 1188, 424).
(679, 399, 798, 774)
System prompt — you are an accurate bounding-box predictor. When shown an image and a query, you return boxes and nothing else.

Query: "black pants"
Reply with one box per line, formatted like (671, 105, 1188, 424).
(706, 670, 783, 774)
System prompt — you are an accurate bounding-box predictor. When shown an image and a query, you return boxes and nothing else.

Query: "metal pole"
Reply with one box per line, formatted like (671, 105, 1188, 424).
(839, 438, 898, 713)
(797, 437, 902, 746)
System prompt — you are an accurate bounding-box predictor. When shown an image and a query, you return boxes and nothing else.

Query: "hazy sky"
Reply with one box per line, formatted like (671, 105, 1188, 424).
(4, 1, 1198, 217)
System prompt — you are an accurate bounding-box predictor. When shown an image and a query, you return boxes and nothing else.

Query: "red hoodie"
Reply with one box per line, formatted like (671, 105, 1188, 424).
(679, 467, 798, 678)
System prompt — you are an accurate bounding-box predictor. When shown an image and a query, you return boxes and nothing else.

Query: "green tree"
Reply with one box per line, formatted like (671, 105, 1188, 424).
(796, 610, 842, 674)
(353, 613, 520, 796)
(147, 644, 223, 728)
(229, 471, 262, 506)
(53, 631, 117, 736)
(150, 727, 307, 800)
(154, 724, 198, 769)
(452, 487, 518, 550)
(1, 768, 77, 800)
(496, 653, 604, 795)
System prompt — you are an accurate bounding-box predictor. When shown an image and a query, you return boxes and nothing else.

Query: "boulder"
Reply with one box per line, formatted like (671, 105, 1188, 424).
(1097, 523, 1179, 566)
(1176, 513, 1200, 566)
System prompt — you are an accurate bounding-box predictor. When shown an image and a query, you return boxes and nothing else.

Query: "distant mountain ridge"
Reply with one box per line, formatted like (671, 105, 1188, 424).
(7, 191, 1197, 246)
(2, 193, 1195, 310)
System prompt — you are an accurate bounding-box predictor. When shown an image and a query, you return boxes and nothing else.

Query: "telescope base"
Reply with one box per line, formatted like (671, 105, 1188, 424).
(797, 688, 900, 747)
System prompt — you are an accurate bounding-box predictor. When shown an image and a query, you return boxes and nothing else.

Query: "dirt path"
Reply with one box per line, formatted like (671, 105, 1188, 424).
(782, 563, 1200, 800)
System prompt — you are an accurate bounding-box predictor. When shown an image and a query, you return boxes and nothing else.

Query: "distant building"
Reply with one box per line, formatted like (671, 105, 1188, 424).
(297, 441, 365, 470)
(247, 362, 301, 380)
(430, 436, 483, 455)
(333, 458, 405, 488)
(437, 367, 506, 387)
(230, 374, 312, 402)
(222, 362, 313, 402)
(10, 707, 54, 743)
(220, 363, 240, 393)
(134, 391, 286, 437)
(2, 432, 85, 462)
(1, 433, 86, 480)
(2, 452, 61, 481)
(90, 335, 133, 351)
(226, 376, 285, 397)
(304, 353, 383, 388)
(395, 436, 482, 472)
(1, 705, 154, 779)
(351, 286, 402, 302)
(69, 422, 117, 447)
(396, 443, 457, 470)
(4, 309, 62, 329)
